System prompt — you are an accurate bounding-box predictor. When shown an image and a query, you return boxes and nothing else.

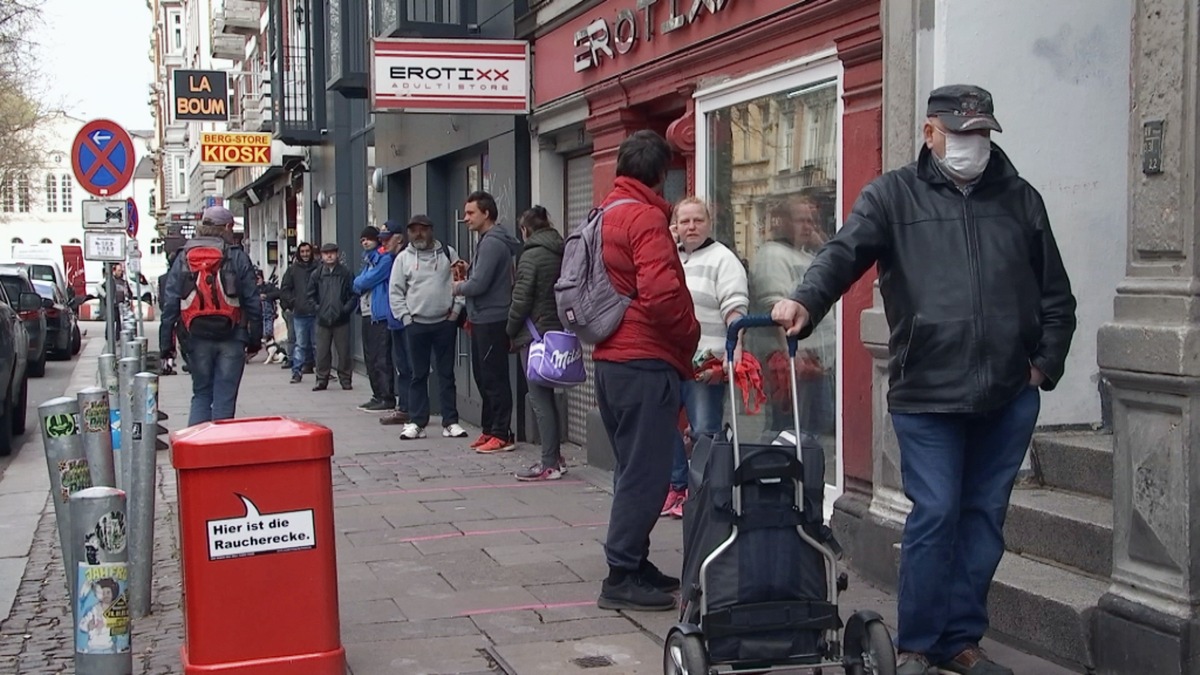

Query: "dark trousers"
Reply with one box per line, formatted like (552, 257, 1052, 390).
(521, 347, 562, 469)
(407, 320, 458, 428)
(596, 359, 680, 572)
(362, 317, 395, 403)
(390, 328, 411, 412)
(470, 320, 512, 439)
(315, 322, 352, 385)
(891, 386, 1040, 663)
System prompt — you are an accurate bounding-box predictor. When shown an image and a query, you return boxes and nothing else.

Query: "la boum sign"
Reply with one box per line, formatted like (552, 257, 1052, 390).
(173, 70, 229, 122)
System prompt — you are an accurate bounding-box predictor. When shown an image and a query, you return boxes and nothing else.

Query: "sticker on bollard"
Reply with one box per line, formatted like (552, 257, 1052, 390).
(70, 485, 132, 674)
(77, 561, 130, 654)
(207, 495, 316, 560)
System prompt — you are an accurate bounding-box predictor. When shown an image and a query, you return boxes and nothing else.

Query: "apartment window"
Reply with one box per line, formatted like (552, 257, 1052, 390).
(176, 156, 187, 197)
(0, 178, 12, 213)
(171, 12, 183, 52)
(16, 173, 29, 213)
(61, 174, 73, 212)
(39, 238, 51, 244)
(69, 238, 81, 244)
(10, 238, 20, 244)
(44, 174, 58, 213)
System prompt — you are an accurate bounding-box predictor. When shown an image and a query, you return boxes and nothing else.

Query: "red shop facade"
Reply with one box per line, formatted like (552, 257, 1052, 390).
(528, 0, 881, 500)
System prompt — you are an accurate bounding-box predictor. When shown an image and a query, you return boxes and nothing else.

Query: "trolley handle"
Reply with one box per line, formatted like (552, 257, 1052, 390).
(726, 314, 799, 361)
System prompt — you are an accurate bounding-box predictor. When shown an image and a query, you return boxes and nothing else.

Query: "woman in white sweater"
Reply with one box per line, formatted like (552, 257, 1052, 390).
(661, 197, 749, 518)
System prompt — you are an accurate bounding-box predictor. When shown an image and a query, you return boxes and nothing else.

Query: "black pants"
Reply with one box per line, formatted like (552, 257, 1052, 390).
(407, 320, 459, 428)
(315, 322, 351, 385)
(362, 317, 395, 403)
(470, 320, 512, 439)
(596, 359, 680, 572)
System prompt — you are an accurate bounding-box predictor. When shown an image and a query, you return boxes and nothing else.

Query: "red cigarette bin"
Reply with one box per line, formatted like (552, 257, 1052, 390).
(171, 416, 345, 674)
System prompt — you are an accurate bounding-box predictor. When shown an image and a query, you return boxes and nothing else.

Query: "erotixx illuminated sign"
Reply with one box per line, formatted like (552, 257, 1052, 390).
(573, 0, 735, 72)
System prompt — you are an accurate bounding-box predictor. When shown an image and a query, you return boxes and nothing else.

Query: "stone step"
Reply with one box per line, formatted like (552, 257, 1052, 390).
(1005, 487, 1113, 578)
(1032, 431, 1113, 499)
(989, 552, 1107, 671)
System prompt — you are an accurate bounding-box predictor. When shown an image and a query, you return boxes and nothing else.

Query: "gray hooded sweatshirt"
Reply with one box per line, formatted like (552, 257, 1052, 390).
(389, 240, 466, 326)
(457, 225, 522, 323)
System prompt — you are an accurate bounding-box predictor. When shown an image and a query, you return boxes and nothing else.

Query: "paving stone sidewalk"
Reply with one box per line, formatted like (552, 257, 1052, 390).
(0, 344, 1077, 674)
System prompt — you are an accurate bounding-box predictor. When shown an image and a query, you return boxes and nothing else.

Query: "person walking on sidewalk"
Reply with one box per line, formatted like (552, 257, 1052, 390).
(378, 221, 413, 426)
(389, 215, 469, 440)
(281, 242, 318, 383)
(506, 206, 566, 480)
(592, 130, 700, 612)
(453, 191, 522, 453)
(308, 243, 358, 391)
(353, 226, 397, 412)
(159, 206, 262, 425)
(772, 85, 1077, 675)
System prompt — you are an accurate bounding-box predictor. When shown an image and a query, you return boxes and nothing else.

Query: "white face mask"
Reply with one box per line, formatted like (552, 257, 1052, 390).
(934, 128, 991, 182)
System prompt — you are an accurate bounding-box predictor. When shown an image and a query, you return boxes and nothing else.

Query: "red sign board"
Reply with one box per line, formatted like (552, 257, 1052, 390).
(372, 39, 530, 114)
(71, 119, 136, 197)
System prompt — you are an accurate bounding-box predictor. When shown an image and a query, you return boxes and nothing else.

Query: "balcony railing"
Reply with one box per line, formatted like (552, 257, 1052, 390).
(212, 30, 245, 60)
(374, 0, 477, 38)
(268, 0, 327, 145)
(221, 0, 261, 36)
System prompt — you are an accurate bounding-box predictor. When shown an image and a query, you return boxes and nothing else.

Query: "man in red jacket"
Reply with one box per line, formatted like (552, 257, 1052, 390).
(593, 130, 700, 612)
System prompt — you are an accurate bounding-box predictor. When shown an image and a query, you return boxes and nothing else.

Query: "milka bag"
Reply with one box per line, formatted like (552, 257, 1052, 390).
(525, 318, 585, 388)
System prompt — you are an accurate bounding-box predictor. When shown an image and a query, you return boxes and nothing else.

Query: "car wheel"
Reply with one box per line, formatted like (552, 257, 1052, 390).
(28, 351, 45, 378)
(12, 377, 27, 436)
(70, 325, 81, 356)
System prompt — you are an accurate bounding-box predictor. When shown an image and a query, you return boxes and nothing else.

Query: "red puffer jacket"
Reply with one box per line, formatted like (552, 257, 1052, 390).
(592, 177, 700, 377)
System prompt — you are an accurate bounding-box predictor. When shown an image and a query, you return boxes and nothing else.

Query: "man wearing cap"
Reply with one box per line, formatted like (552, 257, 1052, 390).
(307, 242, 357, 391)
(388, 215, 469, 441)
(772, 85, 1076, 675)
(353, 226, 396, 412)
(159, 206, 262, 425)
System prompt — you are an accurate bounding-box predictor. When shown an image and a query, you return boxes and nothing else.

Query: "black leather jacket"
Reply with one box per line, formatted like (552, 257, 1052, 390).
(793, 144, 1076, 414)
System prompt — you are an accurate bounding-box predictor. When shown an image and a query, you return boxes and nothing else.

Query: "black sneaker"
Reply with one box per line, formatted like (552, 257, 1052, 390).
(597, 574, 675, 612)
(639, 560, 680, 593)
(357, 398, 383, 411)
(289, 374, 302, 384)
(312, 382, 328, 391)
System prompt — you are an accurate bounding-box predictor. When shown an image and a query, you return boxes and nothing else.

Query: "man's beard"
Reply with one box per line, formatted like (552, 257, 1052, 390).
(412, 239, 432, 250)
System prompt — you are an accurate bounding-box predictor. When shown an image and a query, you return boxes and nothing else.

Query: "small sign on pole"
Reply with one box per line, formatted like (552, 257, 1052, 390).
(84, 232, 127, 262)
(82, 200, 128, 229)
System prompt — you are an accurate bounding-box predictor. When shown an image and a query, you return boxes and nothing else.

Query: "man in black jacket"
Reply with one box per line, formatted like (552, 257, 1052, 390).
(307, 243, 358, 391)
(280, 242, 318, 382)
(773, 85, 1076, 675)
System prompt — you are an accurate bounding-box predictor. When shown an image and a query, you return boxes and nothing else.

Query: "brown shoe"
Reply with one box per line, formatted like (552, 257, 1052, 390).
(379, 410, 410, 425)
(938, 646, 1012, 675)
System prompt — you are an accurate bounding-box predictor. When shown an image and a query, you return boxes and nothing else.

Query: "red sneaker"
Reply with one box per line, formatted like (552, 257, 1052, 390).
(660, 488, 685, 517)
(476, 436, 515, 454)
(470, 434, 492, 448)
(667, 489, 687, 519)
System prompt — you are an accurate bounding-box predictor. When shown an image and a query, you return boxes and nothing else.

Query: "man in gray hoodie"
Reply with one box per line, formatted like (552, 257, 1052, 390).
(454, 191, 522, 454)
(389, 215, 469, 441)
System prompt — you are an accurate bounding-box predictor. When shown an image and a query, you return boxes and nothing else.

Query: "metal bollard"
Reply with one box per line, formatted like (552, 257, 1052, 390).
(39, 397, 92, 604)
(77, 388, 116, 488)
(122, 340, 142, 367)
(128, 374, 158, 619)
(98, 353, 120, 459)
(70, 486, 133, 674)
(134, 337, 148, 372)
(116, 357, 138, 493)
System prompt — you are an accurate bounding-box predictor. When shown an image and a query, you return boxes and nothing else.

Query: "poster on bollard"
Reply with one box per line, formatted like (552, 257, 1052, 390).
(75, 562, 130, 654)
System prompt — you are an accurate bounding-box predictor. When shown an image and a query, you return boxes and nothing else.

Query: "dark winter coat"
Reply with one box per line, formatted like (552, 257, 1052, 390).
(280, 257, 318, 316)
(307, 263, 358, 328)
(506, 228, 565, 349)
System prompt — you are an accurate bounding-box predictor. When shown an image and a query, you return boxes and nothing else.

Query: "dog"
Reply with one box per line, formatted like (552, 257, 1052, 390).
(261, 316, 289, 364)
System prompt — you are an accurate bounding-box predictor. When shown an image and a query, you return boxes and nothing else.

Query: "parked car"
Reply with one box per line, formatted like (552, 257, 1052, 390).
(0, 270, 46, 377)
(0, 258, 73, 306)
(0, 281, 34, 454)
(32, 280, 80, 358)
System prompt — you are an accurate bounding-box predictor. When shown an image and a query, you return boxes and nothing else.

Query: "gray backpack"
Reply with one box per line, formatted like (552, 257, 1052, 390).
(554, 199, 639, 344)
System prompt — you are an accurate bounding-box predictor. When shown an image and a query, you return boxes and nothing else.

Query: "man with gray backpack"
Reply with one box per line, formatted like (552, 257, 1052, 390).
(556, 129, 700, 612)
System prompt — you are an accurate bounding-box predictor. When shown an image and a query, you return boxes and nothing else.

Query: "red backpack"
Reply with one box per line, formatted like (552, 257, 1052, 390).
(178, 237, 242, 340)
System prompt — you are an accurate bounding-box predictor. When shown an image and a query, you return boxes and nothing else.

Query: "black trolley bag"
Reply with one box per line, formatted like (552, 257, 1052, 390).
(668, 315, 895, 675)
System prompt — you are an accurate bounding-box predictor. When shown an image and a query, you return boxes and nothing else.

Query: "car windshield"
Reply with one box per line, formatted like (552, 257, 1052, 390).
(31, 281, 55, 301)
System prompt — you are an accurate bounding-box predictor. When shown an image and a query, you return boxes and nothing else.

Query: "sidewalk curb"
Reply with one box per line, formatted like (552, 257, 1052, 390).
(0, 340, 103, 623)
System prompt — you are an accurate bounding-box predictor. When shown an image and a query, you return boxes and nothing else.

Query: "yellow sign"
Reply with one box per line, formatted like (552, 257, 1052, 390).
(200, 132, 272, 166)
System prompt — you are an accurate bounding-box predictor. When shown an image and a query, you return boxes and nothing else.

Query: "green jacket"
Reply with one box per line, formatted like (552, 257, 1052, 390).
(506, 227, 565, 348)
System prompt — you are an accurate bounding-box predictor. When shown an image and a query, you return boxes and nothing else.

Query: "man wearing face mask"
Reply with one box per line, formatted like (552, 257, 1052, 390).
(772, 85, 1077, 675)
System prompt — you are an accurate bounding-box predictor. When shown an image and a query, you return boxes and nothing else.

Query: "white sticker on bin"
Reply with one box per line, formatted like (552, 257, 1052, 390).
(206, 495, 316, 561)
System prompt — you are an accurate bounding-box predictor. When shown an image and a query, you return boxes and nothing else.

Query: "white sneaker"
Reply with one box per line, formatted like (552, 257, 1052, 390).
(399, 423, 426, 440)
(443, 423, 468, 438)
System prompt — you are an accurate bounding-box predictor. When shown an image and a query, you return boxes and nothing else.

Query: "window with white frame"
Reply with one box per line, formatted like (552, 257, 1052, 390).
(16, 173, 29, 213)
(171, 11, 183, 53)
(696, 57, 842, 494)
(176, 156, 187, 197)
(45, 174, 57, 213)
(0, 178, 12, 212)
(60, 174, 73, 212)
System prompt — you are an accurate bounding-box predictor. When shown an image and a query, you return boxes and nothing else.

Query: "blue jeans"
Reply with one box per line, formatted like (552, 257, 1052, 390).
(390, 328, 412, 412)
(187, 338, 248, 426)
(670, 379, 726, 489)
(291, 315, 316, 376)
(891, 386, 1040, 662)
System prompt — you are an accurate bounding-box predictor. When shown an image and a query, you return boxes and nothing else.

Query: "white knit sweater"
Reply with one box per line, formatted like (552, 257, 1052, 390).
(679, 240, 749, 357)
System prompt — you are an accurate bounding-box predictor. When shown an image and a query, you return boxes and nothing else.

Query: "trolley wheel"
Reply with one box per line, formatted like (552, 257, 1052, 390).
(663, 629, 710, 675)
(845, 619, 896, 675)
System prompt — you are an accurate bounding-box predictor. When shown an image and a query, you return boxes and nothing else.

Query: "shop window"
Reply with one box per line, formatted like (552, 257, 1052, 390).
(701, 71, 840, 492)
(60, 175, 73, 213)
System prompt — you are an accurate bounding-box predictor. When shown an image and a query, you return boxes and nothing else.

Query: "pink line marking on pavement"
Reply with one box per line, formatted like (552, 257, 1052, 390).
(461, 600, 596, 616)
(400, 520, 608, 544)
(339, 479, 588, 497)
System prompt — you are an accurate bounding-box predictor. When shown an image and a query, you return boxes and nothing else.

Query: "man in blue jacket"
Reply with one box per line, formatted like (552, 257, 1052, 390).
(377, 221, 412, 425)
(353, 226, 396, 412)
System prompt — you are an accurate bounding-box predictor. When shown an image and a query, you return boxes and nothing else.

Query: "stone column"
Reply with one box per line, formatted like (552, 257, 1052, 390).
(1094, 1, 1200, 673)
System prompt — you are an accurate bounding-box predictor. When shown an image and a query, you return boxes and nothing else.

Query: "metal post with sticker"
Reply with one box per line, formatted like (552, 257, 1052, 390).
(78, 387, 116, 487)
(70, 486, 132, 675)
(117, 357, 138, 493)
(129, 373, 159, 618)
(39, 396, 92, 604)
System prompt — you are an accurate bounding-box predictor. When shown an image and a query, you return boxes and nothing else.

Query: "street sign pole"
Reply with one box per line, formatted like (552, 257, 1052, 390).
(105, 263, 116, 355)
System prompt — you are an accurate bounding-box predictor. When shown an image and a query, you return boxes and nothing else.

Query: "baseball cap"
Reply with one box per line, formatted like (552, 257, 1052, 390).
(926, 84, 1002, 133)
(378, 219, 400, 239)
(202, 206, 235, 226)
(320, 242, 339, 253)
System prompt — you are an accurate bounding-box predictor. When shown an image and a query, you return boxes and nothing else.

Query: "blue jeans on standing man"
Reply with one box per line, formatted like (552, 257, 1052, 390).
(187, 337, 249, 426)
(890, 385, 1040, 663)
(291, 315, 316, 377)
(670, 380, 726, 489)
